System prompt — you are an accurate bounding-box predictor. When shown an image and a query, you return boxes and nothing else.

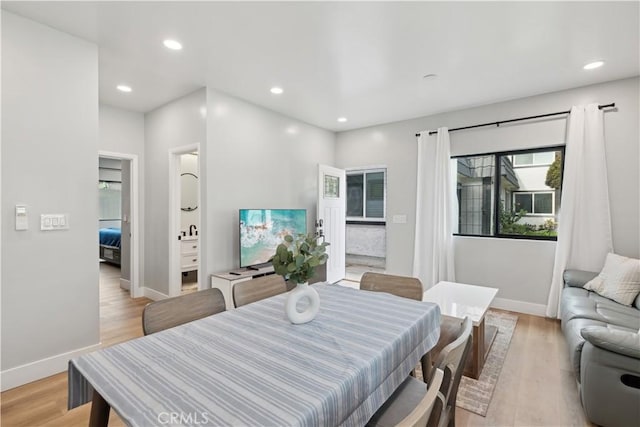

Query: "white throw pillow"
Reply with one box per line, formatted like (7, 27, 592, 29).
(584, 253, 640, 306)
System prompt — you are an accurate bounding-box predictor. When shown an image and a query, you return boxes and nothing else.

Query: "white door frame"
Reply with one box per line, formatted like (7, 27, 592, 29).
(168, 143, 202, 297)
(98, 150, 142, 298)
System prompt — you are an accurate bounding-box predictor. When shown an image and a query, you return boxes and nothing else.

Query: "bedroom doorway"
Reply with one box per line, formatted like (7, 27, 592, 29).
(169, 144, 202, 297)
(98, 151, 141, 298)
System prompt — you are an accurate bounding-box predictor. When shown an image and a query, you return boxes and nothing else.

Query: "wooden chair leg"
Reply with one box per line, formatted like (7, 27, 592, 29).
(421, 352, 432, 383)
(89, 389, 110, 427)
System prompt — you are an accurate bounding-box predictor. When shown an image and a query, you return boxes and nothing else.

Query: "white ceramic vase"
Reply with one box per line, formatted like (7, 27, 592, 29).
(285, 282, 320, 324)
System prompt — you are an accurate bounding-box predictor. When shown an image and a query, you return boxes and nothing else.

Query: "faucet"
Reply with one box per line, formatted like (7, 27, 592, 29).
(189, 225, 197, 236)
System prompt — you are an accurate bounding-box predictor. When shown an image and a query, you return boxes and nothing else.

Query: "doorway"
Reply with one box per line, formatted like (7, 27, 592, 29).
(344, 166, 387, 283)
(97, 151, 141, 298)
(169, 145, 201, 296)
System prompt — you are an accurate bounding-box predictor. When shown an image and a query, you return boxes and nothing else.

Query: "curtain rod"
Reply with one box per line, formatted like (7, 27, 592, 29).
(415, 102, 615, 137)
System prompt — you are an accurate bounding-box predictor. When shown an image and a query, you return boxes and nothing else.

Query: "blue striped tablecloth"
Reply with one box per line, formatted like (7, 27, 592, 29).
(69, 283, 440, 427)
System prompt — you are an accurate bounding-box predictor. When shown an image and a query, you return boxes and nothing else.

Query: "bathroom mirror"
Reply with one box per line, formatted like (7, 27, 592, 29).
(181, 173, 198, 211)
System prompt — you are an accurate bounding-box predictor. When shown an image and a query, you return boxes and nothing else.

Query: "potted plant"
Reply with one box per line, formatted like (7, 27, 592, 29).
(271, 233, 329, 324)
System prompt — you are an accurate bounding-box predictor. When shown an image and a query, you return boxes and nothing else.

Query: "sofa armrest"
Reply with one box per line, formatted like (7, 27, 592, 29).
(563, 269, 598, 288)
(580, 341, 640, 427)
(581, 326, 640, 359)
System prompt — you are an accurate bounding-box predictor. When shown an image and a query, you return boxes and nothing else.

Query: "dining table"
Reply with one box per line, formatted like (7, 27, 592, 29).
(68, 283, 441, 427)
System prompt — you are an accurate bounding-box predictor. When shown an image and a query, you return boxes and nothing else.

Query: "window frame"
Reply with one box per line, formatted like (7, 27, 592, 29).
(512, 191, 555, 216)
(453, 145, 565, 241)
(346, 167, 387, 224)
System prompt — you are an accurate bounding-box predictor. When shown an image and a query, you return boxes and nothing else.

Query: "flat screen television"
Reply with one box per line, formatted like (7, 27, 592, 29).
(239, 208, 307, 268)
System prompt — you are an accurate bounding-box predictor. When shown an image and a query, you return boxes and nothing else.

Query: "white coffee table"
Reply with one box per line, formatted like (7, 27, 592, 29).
(423, 281, 499, 379)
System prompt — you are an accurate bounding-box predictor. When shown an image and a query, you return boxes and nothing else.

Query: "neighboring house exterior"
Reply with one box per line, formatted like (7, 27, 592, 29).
(508, 152, 559, 228)
(457, 150, 560, 236)
(457, 156, 519, 235)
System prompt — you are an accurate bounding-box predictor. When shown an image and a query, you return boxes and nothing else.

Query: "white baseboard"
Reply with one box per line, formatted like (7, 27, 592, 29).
(143, 287, 169, 301)
(0, 343, 101, 392)
(120, 278, 131, 291)
(491, 297, 547, 317)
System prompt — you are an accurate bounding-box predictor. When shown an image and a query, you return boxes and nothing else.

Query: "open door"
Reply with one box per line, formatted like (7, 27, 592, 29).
(317, 164, 346, 283)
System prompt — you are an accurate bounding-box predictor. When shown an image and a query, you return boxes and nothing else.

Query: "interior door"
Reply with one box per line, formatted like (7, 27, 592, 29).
(317, 164, 346, 284)
(120, 160, 132, 294)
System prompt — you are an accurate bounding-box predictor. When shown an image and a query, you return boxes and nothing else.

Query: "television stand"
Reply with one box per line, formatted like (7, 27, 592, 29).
(210, 266, 275, 309)
(210, 263, 326, 310)
(246, 263, 274, 273)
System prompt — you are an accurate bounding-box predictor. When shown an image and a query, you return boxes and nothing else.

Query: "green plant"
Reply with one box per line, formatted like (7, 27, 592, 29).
(498, 203, 558, 236)
(545, 154, 562, 189)
(271, 233, 329, 284)
(498, 202, 528, 234)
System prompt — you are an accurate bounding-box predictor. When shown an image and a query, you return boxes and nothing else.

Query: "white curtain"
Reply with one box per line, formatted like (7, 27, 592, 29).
(546, 104, 613, 317)
(413, 128, 458, 290)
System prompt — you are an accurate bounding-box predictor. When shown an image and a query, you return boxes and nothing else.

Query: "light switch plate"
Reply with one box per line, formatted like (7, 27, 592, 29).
(15, 205, 28, 231)
(41, 214, 69, 231)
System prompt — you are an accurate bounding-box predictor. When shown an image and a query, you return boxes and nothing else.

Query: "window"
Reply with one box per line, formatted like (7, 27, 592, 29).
(455, 147, 563, 240)
(513, 192, 554, 215)
(99, 181, 121, 220)
(347, 169, 386, 221)
(456, 155, 495, 235)
(513, 151, 555, 166)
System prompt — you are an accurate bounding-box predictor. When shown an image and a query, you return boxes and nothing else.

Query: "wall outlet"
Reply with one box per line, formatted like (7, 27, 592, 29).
(392, 214, 407, 224)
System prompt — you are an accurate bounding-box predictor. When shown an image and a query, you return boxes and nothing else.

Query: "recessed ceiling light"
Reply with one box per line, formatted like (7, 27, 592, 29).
(116, 85, 132, 93)
(270, 87, 284, 95)
(583, 60, 604, 70)
(337, 117, 348, 123)
(163, 39, 183, 50)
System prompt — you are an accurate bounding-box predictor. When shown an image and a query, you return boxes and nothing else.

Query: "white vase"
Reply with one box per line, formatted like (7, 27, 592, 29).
(285, 282, 320, 324)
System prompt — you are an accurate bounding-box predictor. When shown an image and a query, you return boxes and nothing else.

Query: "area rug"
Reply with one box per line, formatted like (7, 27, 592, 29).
(416, 310, 518, 417)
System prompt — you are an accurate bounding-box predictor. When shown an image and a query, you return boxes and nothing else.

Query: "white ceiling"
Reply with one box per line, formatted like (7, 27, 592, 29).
(3, 1, 638, 131)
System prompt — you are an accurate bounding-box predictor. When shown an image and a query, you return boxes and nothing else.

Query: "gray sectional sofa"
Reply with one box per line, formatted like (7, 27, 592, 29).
(561, 269, 640, 427)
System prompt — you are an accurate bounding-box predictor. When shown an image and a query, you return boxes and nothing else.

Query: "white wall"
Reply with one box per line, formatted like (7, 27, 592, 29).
(1, 12, 100, 388)
(99, 105, 145, 155)
(144, 89, 206, 295)
(206, 88, 336, 273)
(336, 77, 639, 308)
(99, 105, 145, 286)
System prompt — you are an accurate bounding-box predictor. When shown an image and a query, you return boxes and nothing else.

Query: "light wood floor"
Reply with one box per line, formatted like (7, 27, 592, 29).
(1, 268, 593, 426)
(456, 313, 594, 427)
(0, 263, 150, 427)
